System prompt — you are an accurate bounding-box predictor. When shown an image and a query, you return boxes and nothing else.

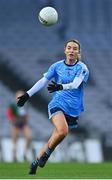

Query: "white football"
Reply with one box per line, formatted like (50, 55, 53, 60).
(38, 7, 58, 26)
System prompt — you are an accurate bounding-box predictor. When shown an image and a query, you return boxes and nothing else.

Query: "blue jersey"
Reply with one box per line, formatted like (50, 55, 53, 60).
(44, 59, 89, 118)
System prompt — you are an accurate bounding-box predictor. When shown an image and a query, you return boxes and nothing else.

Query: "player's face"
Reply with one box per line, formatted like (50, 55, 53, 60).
(64, 42, 80, 63)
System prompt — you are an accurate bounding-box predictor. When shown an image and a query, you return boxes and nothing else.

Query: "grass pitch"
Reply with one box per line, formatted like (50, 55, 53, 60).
(0, 162, 112, 179)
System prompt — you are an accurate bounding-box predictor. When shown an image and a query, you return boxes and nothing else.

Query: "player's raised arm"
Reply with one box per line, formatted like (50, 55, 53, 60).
(17, 77, 49, 107)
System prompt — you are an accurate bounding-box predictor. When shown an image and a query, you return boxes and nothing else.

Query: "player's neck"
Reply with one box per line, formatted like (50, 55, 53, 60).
(65, 58, 78, 65)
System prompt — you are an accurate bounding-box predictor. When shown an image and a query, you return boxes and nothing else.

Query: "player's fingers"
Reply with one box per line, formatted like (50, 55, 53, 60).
(49, 84, 54, 88)
(47, 85, 55, 90)
(51, 80, 56, 85)
(17, 95, 23, 100)
(47, 87, 53, 93)
(17, 101, 23, 107)
(47, 87, 52, 91)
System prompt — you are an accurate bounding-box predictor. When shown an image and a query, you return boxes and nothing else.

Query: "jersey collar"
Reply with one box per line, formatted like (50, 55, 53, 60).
(64, 59, 79, 66)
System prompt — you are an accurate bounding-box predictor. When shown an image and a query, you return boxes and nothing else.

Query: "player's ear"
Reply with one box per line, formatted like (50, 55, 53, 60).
(78, 53, 81, 60)
(64, 47, 66, 55)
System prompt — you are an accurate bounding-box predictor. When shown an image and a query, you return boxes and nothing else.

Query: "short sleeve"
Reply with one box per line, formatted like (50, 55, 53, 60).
(83, 68, 89, 83)
(76, 65, 89, 83)
(44, 63, 56, 80)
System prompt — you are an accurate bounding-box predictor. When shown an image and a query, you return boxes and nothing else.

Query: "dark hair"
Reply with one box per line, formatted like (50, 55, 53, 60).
(65, 39, 81, 50)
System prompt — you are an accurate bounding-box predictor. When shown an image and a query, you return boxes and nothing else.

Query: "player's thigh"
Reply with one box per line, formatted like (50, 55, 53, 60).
(23, 125, 31, 140)
(11, 126, 20, 141)
(51, 112, 69, 134)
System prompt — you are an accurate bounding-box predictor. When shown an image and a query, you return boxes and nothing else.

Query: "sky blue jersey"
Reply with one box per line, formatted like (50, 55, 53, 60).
(44, 59, 89, 117)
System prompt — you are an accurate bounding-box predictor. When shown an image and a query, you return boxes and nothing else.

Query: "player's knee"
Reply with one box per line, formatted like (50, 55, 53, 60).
(58, 128, 68, 138)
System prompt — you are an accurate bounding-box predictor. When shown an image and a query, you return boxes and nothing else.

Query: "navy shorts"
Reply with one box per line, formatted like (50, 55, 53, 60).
(12, 121, 27, 129)
(49, 107, 79, 129)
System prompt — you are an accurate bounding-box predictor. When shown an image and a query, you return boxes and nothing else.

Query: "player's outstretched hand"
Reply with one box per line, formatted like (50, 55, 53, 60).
(17, 93, 29, 107)
(47, 81, 63, 93)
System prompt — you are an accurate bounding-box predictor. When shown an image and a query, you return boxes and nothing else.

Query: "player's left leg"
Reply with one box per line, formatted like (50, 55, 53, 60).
(29, 112, 69, 175)
(29, 128, 57, 175)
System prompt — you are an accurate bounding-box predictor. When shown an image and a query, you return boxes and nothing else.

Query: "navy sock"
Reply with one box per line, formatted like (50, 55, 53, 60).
(45, 147, 54, 157)
(32, 159, 38, 166)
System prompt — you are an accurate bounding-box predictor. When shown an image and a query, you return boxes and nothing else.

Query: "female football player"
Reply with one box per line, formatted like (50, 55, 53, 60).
(17, 39, 89, 174)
